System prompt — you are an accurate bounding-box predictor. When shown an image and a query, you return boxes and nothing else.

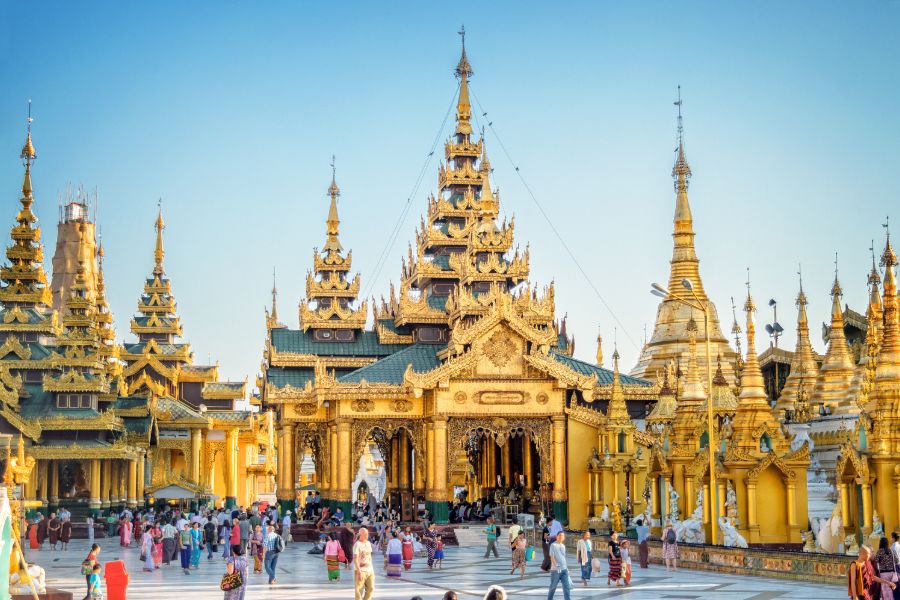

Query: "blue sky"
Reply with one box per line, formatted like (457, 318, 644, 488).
(1, 2, 898, 383)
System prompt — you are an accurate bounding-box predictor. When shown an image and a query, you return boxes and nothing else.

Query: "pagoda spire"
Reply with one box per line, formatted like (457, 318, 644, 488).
(154, 201, 165, 275)
(606, 348, 631, 426)
(595, 329, 603, 367)
(775, 267, 819, 416)
(271, 268, 279, 324)
(0, 102, 53, 310)
(668, 86, 705, 298)
(324, 156, 343, 254)
(813, 255, 856, 411)
(455, 25, 473, 136)
(680, 317, 707, 405)
(874, 223, 900, 406)
(738, 277, 768, 406)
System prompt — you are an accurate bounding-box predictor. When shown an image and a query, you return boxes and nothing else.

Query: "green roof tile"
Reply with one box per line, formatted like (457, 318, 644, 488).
(267, 368, 315, 389)
(271, 329, 400, 358)
(339, 344, 444, 385)
(549, 351, 651, 386)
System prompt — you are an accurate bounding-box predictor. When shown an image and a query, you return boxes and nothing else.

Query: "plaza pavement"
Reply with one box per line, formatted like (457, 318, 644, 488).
(25, 537, 845, 599)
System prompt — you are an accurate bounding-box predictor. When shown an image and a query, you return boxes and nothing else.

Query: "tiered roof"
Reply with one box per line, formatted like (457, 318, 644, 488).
(812, 273, 856, 412)
(298, 169, 367, 331)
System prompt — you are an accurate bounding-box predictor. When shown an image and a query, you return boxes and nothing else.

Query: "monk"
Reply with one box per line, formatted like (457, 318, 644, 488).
(36, 515, 47, 547)
(337, 522, 355, 570)
(27, 520, 40, 549)
(47, 513, 61, 550)
(60, 517, 72, 550)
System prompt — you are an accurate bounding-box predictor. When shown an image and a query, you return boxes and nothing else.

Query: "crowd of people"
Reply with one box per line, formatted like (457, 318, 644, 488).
(848, 534, 900, 600)
(26, 508, 75, 550)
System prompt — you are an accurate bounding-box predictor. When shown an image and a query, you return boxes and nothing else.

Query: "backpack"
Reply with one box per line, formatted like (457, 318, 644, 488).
(665, 528, 677, 544)
(273, 534, 285, 554)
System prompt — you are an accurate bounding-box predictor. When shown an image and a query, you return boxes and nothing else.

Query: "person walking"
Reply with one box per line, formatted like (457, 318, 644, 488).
(423, 523, 438, 569)
(141, 525, 155, 572)
(48, 513, 61, 550)
(540, 517, 554, 572)
(875, 537, 898, 599)
(484, 517, 500, 559)
(607, 531, 623, 587)
(239, 515, 251, 554)
(81, 543, 101, 600)
(386, 530, 403, 578)
(547, 531, 572, 600)
(162, 519, 177, 566)
(178, 523, 193, 575)
(249, 525, 265, 575)
(401, 527, 414, 570)
(634, 518, 650, 569)
(662, 519, 678, 572)
(510, 531, 527, 580)
(61, 517, 72, 551)
(86, 515, 94, 544)
(204, 518, 218, 560)
(151, 522, 163, 569)
(507, 517, 521, 551)
(263, 524, 283, 586)
(87, 563, 103, 600)
(576, 530, 592, 586)
(338, 522, 355, 571)
(354, 527, 376, 600)
(223, 544, 248, 600)
(281, 511, 292, 546)
(324, 531, 343, 582)
(190, 522, 203, 569)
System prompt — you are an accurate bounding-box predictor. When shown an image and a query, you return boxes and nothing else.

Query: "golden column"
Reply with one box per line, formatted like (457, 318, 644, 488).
(426, 422, 434, 498)
(89, 459, 101, 513)
(523, 433, 533, 491)
(101, 460, 111, 508)
(501, 436, 511, 486)
(430, 416, 449, 522)
(551, 416, 567, 517)
(390, 436, 400, 491)
(329, 424, 338, 499)
(399, 434, 411, 490)
(226, 428, 239, 508)
(190, 428, 203, 484)
(38, 460, 48, 505)
(117, 461, 126, 504)
(336, 419, 352, 510)
(136, 453, 145, 504)
(276, 428, 286, 495)
(283, 425, 296, 504)
(127, 459, 137, 508)
(48, 460, 59, 507)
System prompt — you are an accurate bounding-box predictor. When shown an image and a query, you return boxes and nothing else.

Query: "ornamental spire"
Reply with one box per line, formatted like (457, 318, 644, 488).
(775, 266, 818, 415)
(271, 267, 279, 324)
(21, 100, 36, 201)
(681, 317, 707, 405)
(455, 25, 473, 136)
(875, 219, 900, 400)
(738, 274, 768, 406)
(668, 87, 705, 299)
(606, 347, 631, 426)
(595, 329, 603, 367)
(324, 155, 342, 254)
(154, 200, 165, 275)
(812, 254, 856, 411)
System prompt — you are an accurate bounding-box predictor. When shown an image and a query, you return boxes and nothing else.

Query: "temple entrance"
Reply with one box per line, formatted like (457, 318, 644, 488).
(353, 424, 423, 522)
(461, 427, 541, 520)
(58, 460, 89, 500)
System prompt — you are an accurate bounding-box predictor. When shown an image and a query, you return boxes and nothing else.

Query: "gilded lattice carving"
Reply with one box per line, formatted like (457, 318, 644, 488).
(390, 398, 412, 413)
(295, 423, 327, 478)
(351, 398, 374, 413)
(351, 420, 425, 475)
(745, 451, 796, 483)
(298, 403, 318, 416)
(483, 331, 515, 368)
(446, 416, 552, 481)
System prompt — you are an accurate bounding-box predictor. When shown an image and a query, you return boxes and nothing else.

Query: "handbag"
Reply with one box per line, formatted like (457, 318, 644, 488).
(591, 557, 602, 573)
(81, 560, 93, 576)
(525, 545, 535, 561)
(220, 571, 244, 591)
(337, 546, 347, 563)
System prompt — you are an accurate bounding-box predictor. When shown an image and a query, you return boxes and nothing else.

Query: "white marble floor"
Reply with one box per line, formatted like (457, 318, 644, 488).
(25, 538, 845, 599)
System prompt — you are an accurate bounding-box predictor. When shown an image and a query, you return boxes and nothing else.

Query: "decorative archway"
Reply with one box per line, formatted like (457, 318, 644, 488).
(446, 417, 552, 483)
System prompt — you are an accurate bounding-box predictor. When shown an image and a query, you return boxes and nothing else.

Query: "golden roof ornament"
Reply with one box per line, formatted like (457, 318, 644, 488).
(738, 273, 768, 406)
(595, 329, 603, 367)
(776, 267, 819, 415)
(813, 254, 856, 412)
(323, 155, 343, 254)
(154, 201, 165, 275)
(874, 219, 900, 408)
(454, 25, 473, 136)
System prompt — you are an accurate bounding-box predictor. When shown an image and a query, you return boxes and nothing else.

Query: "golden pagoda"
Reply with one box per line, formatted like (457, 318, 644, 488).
(50, 186, 98, 313)
(812, 270, 856, 413)
(774, 277, 819, 417)
(630, 97, 739, 386)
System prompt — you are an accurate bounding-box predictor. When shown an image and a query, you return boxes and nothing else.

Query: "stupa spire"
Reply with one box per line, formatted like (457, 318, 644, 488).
(738, 275, 768, 406)
(775, 267, 819, 415)
(154, 201, 165, 275)
(813, 254, 856, 411)
(875, 221, 900, 401)
(324, 156, 343, 254)
(680, 317, 707, 404)
(455, 25, 473, 136)
(606, 347, 631, 426)
(595, 329, 603, 367)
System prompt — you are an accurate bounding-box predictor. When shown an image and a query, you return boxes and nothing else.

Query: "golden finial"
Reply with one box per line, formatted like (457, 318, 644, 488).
(831, 252, 842, 297)
(672, 85, 692, 189)
(454, 26, 473, 136)
(21, 100, 36, 164)
(595, 327, 603, 367)
(868, 240, 882, 287)
(271, 267, 279, 323)
(796, 264, 807, 307)
(324, 158, 343, 253)
(882, 216, 897, 269)
(154, 199, 165, 275)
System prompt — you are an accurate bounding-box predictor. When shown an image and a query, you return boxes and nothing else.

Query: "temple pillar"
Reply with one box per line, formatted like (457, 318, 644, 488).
(551, 416, 568, 522)
(89, 459, 101, 515)
(226, 428, 239, 508)
(118, 461, 126, 505)
(281, 425, 296, 513)
(136, 453, 145, 505)
(127, 459, 137, 508)
(399, 433, 410, 490)
(717, 481, 727, 523)
(501, 436, 511, 486)
(613, 471, 619, 503)
(101, 459, 111, 508)
(703, 483, 711, 524)
(664, 478, 672, 517)
(747, 481, 758, 529)
(329, 425, 337, 503)
(523, 433, 533, 491)
(839, 483, 850, 527)
(335, 419, 352, 518)
(428, 416, 449, 523)
(786, 480, 797, 528)
(425, 422, 434, 496)
(685, 477, 694, 517)
(190, 428, 203, 484)
(276, 428, 286, 497)
(862, 483, 874, 533)
(38, 460, 48, 509)
(48, 460, 59, 510)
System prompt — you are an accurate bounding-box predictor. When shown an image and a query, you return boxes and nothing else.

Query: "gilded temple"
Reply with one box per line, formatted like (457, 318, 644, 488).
(0, 114, 274, 514)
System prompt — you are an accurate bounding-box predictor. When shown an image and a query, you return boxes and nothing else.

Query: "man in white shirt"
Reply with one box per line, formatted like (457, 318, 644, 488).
(508, 516, 522, 550)
(353, 527, 375, 600)
(548, 531, 572, 600)
(282, 511, 292, 545)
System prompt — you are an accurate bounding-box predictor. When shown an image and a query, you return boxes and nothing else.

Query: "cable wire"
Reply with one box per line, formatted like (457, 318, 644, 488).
(470, 89, 640, 351)
(363, 82, 460, 303)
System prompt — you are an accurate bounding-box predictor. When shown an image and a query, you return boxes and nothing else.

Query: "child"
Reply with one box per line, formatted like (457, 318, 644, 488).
(621, 539, 632, 585)
(88, 563, 103, 599)
(434, 536, 445, 569)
